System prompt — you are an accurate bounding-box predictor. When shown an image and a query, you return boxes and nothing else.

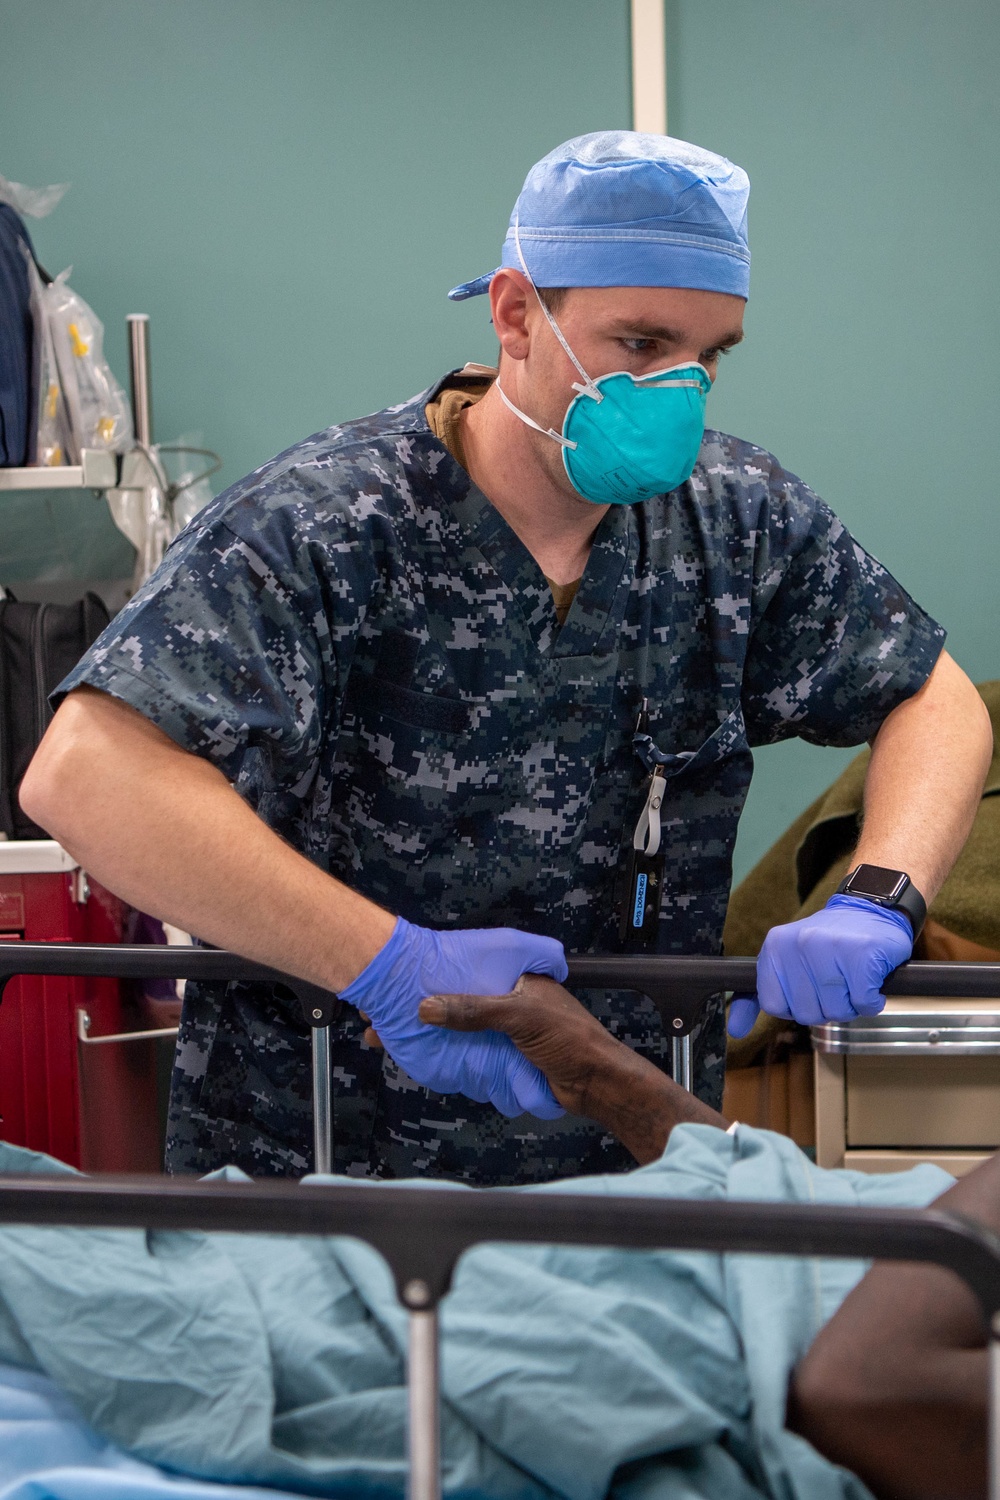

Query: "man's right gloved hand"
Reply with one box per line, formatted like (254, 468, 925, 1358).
(338, 917, 569, 1119)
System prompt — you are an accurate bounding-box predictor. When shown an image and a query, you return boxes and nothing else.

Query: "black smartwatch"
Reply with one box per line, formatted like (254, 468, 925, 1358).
(835, 863, 927, 936)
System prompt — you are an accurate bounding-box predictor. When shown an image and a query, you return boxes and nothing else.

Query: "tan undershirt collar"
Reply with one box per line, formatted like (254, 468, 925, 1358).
(425, 365, 582, 626)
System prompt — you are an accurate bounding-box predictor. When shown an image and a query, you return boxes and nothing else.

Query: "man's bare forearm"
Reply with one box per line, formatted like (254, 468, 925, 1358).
(19, 688, 395, 993)
(856, 652, 992, 903)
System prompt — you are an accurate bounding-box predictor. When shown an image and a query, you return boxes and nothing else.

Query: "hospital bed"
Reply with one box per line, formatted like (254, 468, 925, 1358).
(2, 943, 1000, 1500)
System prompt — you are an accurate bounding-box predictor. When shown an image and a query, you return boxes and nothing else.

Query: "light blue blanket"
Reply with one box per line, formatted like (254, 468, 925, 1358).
(0, 1362, 291, 1500)
(0, 1126, 953, 1500)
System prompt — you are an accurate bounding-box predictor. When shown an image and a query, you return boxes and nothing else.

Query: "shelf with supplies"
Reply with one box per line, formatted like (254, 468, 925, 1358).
(0, 448, 120, 493)
(1, 314, 219, 595)
(0, 312, 149, 496)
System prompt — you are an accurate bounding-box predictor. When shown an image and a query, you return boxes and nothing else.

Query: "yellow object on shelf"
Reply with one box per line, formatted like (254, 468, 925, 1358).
(68, 321, 90, 358)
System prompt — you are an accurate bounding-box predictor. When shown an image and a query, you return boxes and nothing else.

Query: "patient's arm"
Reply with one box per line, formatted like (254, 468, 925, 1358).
(417, 975, 728, 1162)
(423, 978, 999, 1498)
(789, 1153, 1000, 1500)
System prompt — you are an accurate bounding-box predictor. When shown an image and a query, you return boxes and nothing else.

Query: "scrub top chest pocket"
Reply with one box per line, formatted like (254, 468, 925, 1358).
(330, 626, 623, 940)
(337, 628, 479, 848)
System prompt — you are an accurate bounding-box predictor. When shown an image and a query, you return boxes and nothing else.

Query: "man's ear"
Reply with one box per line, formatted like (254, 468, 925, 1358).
(489, 268, 534, 363)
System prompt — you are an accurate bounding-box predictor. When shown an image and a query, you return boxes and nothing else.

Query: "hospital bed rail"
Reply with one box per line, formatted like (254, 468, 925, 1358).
(0, 1170, 999, 1500)
(2, 945, 1000, 1498)
(2, 942, 999, 1126)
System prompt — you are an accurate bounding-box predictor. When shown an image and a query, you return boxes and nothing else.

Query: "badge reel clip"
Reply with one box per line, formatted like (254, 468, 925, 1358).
(621, 700, 669, 952)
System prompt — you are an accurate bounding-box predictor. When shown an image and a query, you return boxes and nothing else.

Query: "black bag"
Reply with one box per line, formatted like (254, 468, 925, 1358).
(0, 590, 110, 838)
(0, 203, 42, 468)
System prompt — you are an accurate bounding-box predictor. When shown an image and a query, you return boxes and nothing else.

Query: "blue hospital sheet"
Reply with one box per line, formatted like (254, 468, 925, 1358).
(0, 1126, 954, 1500)
(0, 1364, 298, 1500)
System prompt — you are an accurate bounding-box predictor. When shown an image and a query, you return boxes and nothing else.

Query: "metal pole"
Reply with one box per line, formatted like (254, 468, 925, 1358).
(991, 1314, 1000, 1500)
(671, 1033, 693, 1092)
(630, 0, 667, 135)
(127, 314, 153, 448)
(311, 1026, 333, 1175)
(406, 1292, 442, 1500)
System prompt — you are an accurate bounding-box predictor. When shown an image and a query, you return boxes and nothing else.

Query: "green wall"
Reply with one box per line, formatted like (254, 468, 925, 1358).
(2, 0, 996, 885)
(666, 0, 999, 880)
(0, 0, 630, 574)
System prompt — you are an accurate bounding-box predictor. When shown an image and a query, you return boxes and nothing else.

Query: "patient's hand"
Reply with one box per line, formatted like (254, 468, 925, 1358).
(413, 975, 727, 1161)
(361, 978, 607, 1113)
(417, 975, 619, 1118)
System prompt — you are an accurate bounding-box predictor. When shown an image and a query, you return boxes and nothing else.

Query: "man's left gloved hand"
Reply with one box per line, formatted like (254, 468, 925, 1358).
(727, 894, 914, 1038)
(339, 917, 568, 1119)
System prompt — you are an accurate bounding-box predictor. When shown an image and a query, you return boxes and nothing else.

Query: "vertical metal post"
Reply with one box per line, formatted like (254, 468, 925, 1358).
(671, 1033, 693, 1092)
(311, 1026, 333, 1175)
(991, 1314, 1000, 1500)
(630, 0, 667, 135)
(406, 1287, 442, 1500)
(127, 314, 153, 448)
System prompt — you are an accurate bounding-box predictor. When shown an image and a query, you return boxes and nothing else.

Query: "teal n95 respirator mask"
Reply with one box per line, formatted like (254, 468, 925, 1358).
(496, 221, 712, 506)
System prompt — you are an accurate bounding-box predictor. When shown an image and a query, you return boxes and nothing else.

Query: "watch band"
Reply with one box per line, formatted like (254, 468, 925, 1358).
(835, 863, 927, 936)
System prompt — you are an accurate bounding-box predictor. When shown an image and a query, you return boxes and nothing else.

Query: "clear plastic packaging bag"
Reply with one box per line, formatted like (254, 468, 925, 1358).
(40, 269, 132, 463)
(0, 172, 68, 220)
(25, 255, 73, 467)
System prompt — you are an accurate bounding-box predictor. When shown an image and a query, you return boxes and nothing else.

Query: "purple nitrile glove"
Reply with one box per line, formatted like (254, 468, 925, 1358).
(340, 917, 569, 1118)
(727, 894, 915, 1038)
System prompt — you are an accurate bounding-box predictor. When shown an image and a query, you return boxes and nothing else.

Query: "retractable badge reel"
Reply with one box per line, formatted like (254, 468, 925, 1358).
(621, 700, 668, 951)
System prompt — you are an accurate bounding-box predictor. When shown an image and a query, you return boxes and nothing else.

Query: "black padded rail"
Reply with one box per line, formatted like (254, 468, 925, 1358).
(0, 1174, 998, 1321)
(0, 942, 342, 1025)
(567, 955, 1000, 1033)
(1, 945, 998, 1033)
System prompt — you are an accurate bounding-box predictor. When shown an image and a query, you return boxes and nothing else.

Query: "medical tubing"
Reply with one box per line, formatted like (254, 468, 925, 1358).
(112, 443, 223, 506)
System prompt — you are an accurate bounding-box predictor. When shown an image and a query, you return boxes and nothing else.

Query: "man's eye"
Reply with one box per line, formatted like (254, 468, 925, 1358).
(703, 346, 732, 362)
(620, 337, 655, 353)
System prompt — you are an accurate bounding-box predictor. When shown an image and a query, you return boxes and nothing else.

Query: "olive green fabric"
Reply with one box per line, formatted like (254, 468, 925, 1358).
(724, 680, 1000, 1064)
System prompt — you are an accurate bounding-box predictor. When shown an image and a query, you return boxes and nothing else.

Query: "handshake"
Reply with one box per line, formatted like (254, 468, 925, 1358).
(339, 917, 570, 1119)
(339, 896, 914, 1119)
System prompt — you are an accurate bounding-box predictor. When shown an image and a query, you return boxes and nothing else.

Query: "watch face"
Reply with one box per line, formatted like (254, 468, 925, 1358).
(848, 864, 908, 901)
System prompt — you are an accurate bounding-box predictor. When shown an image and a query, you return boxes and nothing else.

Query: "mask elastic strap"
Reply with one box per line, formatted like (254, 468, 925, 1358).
(636, 361, 712, 391)
(494, 378, 576, 448)
(512, 215, 602, 402)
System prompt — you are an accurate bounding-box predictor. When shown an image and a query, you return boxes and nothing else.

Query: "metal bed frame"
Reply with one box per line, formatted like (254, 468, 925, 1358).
(2, 945, 1000, 1500)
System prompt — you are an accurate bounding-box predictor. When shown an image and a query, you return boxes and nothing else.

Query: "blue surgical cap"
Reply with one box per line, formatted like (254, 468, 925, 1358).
(449, 130, 750, 302)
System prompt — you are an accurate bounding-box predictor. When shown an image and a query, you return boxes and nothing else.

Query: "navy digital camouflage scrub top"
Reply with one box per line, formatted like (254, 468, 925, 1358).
(59, 372, 945, 1184)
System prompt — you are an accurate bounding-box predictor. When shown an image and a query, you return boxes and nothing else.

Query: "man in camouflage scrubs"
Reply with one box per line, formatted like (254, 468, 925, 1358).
(26, 133, 990, 1183)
